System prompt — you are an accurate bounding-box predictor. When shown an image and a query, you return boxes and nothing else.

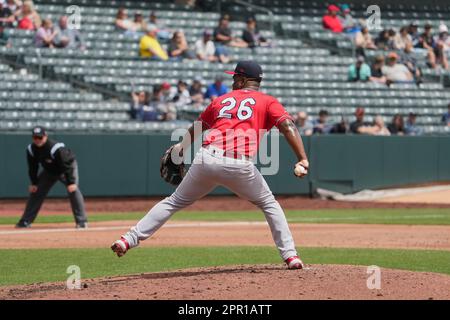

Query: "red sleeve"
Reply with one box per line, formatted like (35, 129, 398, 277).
(197, 102, 215, 129)
(266, 97, 293, 129)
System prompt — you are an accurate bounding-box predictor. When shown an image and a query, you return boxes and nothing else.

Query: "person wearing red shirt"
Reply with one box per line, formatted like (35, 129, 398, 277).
(322, 4, 343, 33)
(111, 61, 309, 270)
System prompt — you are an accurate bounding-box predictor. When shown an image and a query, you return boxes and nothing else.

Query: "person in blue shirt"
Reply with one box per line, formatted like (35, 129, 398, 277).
(404, 112, 423, 136)
(204, 75, 229, 100)
(312, 109, 332, 134)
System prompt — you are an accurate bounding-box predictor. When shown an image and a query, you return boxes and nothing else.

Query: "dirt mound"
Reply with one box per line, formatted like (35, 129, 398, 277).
(2, 264, 449, 300)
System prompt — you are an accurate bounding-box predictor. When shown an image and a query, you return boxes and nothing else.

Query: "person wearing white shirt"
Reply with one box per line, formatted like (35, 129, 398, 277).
(194, 29, 217, 62)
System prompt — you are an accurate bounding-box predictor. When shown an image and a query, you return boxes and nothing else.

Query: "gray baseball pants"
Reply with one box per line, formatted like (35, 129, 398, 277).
(122, 147, 297, 260)
(19, 161, 87, 224)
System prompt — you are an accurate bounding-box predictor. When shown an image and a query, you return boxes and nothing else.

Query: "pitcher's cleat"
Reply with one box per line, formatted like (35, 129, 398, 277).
(111, 237, 130, 257)
(285, 256, 304, 269)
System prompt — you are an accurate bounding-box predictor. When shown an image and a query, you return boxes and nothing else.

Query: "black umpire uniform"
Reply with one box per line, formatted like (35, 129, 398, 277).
(16, 127, 88, 228)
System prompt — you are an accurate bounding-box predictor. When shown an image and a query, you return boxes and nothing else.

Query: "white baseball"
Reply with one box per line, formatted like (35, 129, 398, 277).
(294, 164, 307, 176)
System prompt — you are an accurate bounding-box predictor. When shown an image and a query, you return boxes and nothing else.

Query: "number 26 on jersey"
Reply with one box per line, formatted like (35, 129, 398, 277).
(218, 97, 255, 120)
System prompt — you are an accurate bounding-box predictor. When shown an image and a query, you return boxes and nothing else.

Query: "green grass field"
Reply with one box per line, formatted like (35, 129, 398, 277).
(1, 247, 450, 286)
(1, 208, 450, 225)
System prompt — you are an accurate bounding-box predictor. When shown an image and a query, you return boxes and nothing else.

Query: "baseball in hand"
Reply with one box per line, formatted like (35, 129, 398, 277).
(294, 164, 307, 177)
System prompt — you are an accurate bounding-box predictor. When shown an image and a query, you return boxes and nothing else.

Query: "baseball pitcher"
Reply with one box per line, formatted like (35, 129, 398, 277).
(112, 61, 309, 269)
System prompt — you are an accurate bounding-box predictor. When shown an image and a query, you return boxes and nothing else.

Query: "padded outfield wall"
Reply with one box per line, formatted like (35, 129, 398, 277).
(0, 133, 449, 198)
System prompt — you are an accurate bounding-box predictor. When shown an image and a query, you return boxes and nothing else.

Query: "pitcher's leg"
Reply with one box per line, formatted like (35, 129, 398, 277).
(222, 165, 297, 260)
(19, 171, 57, 224)
(123, 162, 216, 248)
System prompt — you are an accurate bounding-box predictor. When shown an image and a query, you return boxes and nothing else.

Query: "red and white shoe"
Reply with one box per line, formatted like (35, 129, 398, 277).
(111, 237, 130, 257)
(285, 256, 304, 269)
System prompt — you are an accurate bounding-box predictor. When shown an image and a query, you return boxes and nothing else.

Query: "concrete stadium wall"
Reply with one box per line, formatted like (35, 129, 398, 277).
(0, 133, 449, 198)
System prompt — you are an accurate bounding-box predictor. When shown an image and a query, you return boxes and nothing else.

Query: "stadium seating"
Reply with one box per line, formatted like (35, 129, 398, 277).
(0, 0, 449, 134)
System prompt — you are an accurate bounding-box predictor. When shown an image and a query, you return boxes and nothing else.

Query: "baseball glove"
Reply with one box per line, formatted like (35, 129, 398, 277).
(160, 145, 186, 186)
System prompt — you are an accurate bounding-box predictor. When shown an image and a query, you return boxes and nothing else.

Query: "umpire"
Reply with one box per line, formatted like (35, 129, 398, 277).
(16, 126, 88, 229)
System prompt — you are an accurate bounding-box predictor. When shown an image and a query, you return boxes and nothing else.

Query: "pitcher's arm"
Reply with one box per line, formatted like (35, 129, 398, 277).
(278, 119, 309, 174)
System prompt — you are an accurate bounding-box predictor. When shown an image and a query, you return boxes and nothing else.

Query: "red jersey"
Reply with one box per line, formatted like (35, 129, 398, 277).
(198, 89, 292, 157)
(322, 15, 343, 33)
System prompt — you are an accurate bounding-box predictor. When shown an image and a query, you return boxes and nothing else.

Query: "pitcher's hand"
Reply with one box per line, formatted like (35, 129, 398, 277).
(294, 159, 309, 178)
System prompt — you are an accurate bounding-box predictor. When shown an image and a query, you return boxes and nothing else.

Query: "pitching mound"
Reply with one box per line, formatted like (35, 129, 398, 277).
(2, 264, 450, 300)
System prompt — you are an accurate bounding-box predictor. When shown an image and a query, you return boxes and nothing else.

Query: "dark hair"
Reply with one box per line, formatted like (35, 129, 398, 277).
(392, 114, 404, 128)
(116, 7, 126, 19)
(152, 84, 162, 94)
(319, 110, 329, 116)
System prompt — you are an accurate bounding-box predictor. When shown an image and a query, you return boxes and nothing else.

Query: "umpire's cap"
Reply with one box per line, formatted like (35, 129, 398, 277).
(31, 126, 47, 137)
(225, 61, 263, 81)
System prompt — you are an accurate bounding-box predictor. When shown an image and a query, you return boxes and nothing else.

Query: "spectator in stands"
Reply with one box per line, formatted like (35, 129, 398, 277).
(400, 43, 422, 83)
(205, 75, 229, 100)
(369, 55, 387, 84)
(404, 112, 422, 135)
(53, 16, 85, 49)
(350, 107, 372, 134)
(189, 77, 204, 107)
(2, 0, 20, 13)
(371, 116, 391, 136)
(242, 17, 269, 48)
(329, 116, 348, 134)
(387, 29, 397, 48)
(160, 81, 175, 102)
(34, 18, 57, 48)
(133, 12, 147, 33)
(415, 23, 437, 69)
(130, 90, 149, 120)
(194, 30, 219, 62)
(322, 4, 343, 33)
(115, 8, 139, 36)
(0, 1, 14, 27)
(387, 114, 405, 135)
(375, 29, 390, 50)
(339, 4, 359, 33)
(213, 15, 247, 49)
(312, 110, 332, 134)
(435, 23, 450, 70)
(151, 83, 176, 121)
(442, 104, 450, 126)
(294, 111, 313, 136)
(394, 26, 413, 51)
(382, 52, 414, 84)
(354, 26, 376, 56)
(16, 0, 40, 30)
(139, 25, 168, 60)
(408, 21, 420, 47)
(168, 30, 195, 61)
(137, 89, 164, 122)
(0, 1, 14, 46)
(148, 11, 171, 41)
(172, 80, 191, 108)
(348, 55, 371, 82)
